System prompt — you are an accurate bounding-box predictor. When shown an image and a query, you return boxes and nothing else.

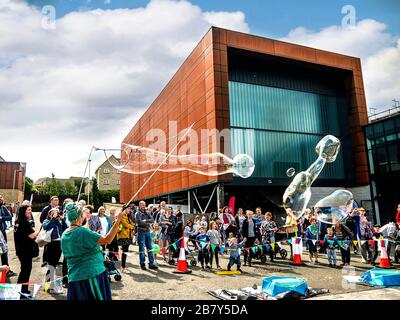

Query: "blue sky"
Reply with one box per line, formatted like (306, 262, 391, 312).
(28, 0, 400, 38)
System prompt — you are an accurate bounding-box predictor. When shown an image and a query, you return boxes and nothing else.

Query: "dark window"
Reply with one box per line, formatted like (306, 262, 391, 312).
(374, 146, 389, 173)
(387, 144, 400, 172)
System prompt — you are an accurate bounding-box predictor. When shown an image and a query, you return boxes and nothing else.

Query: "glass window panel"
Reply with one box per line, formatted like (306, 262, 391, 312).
(387, 144, 400, 172)
(373, 123, 385, 146)
(368, 150, 375, 174)
(231, 128, 345, 179)
(365, 126, 375, 149)
(229, 81, 342, 136)
(374, 146, 389, 173)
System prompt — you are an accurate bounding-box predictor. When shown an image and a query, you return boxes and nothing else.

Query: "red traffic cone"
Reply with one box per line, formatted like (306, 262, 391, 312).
(379, 239, 393, 268)
(0, 269, 7, 284)
(173, 234, 192, 274)
(292, 237, 304, 265)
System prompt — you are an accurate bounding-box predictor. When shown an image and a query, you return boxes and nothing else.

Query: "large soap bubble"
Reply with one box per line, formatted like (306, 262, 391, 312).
(314, 190, 353, 224)
(282, 135, 341, 219)
(99, 143, 255, 179)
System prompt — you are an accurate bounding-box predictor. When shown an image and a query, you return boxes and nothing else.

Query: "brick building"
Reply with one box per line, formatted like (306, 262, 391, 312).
(95, 155, 121, 191)
(0, 160, 26, 203)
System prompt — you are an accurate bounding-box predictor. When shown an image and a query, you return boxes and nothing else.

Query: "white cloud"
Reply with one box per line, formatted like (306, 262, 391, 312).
(280, 19, 400, 112)
(0, 0, 249, 181)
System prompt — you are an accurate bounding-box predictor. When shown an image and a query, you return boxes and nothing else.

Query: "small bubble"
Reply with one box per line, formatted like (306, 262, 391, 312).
(286, 167, 295, 177)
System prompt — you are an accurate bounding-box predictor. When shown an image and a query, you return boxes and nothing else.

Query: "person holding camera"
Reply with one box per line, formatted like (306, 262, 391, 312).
(42, 207, 68, 294)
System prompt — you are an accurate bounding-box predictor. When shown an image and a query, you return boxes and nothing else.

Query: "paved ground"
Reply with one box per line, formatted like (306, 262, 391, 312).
(3, 213, 400, 300)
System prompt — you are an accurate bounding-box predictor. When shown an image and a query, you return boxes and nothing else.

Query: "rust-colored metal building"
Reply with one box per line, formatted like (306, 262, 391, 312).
(0, 160, 26, 203)
(121, 27, 369, 213)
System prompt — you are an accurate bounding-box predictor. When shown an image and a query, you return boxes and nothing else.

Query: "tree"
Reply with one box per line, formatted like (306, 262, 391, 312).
(24, 177, 37, 199)
(73, 178, 86, 194)
(91, 178, 120, 210)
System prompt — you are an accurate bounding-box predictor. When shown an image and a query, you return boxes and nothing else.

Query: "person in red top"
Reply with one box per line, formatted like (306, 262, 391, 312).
(396, 204, 400, 224)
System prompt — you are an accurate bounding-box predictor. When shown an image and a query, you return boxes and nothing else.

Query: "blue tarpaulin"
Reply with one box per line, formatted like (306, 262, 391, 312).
(261, 276, 308, 297)
(360, 268, 400, 286)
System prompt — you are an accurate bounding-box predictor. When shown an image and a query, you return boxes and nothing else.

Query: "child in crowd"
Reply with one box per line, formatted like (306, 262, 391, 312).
(305, 217, 319, 264)
(323, 227, 338, 268)
(200, 216, 208, 229)
(207, 221, 222, 269)
(227, 236, 244, 272)
(196, 226, 211, 270)
(151, 223, 161, 261)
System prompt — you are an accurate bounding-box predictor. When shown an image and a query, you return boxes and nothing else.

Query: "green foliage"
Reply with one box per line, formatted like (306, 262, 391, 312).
(24, 177, 37, 199)
(91, 178, 119, 210)
(39, 177, 78, 196)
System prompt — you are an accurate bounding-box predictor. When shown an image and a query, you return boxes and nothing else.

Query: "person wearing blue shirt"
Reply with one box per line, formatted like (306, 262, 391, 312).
(0, 193, 16, 277)
(196, 226, 210, 270)
(227, 237, 245, 272)
(323, 228, 339, 268)
(42, 207, 68, 294)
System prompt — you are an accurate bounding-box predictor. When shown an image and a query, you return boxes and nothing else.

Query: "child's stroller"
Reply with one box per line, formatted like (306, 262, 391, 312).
(186, 248, 198, 267)
(103, 252, 122, 282)
(259, 233, 288, 263)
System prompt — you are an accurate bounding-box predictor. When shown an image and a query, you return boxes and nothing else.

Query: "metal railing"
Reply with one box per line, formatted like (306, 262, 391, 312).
(369, 106, 400, 122)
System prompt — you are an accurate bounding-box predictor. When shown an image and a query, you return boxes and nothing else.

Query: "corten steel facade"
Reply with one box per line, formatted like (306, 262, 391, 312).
(121, 27, 369, 207)
(0, 161, 26, 203)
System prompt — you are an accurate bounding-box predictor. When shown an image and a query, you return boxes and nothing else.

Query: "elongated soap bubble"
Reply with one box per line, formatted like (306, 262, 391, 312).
(282, 135, 341, 218)
(314, 190, 353, 224)
(99, 143, 255, 179)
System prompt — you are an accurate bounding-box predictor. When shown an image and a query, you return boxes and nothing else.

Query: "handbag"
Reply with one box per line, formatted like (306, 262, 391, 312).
(35, 225, 53, 247)
(32, 242, 39, 258)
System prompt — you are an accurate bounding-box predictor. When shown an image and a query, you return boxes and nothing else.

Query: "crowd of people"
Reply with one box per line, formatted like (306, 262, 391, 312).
(1, 192, 400, 300)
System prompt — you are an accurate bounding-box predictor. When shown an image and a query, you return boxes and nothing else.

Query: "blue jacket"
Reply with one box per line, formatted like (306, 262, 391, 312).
(40, 204, 61, 224)
(43, 218, 67, 240)
(0, 205, 12, 233)
(323, 234, 338, 249)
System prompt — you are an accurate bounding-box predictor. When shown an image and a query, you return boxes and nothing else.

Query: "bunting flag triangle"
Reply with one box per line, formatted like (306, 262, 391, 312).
(353, 240, 358, 246)
(161, 247, 166, 255)
(360, 240, 366, 245)
(328, 240, 334, 246)
(287, 239, 292, 245)
(258, 244, 263, 250)
(251, 247, 256, 254)
(264, 244, 270, 251)
(369, 240, 375, 248)
(33, 284, 41, 298)
(271, 243, 275, 251)
(211, 244, 216, 253)
(200, 242, 207, 249)
(319, 240, 324, 246)
(44, 281, 51, 293)
(312, 240, 317, 245)
(245, 248, 250, 253)
(220, 247, 225, 253)
(172, 243, 177, 250)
